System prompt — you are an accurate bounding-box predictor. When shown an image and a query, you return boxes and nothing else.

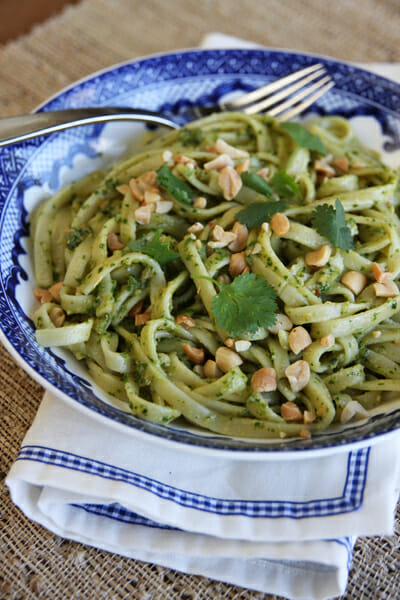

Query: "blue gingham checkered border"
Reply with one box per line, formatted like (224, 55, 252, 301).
(17, 444, 370, 518)
(69, 502, 354, 569)
(71, 502, 175, 530)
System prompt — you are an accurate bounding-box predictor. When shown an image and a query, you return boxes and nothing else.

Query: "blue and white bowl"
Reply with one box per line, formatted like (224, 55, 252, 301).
(1, 48, 400, 458)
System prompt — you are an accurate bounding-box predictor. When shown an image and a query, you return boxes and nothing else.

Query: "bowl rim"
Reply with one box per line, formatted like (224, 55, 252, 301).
(1, 46, 400, 458)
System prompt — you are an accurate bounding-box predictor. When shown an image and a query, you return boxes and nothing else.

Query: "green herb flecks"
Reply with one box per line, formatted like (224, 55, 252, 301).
(177, 127, 205, 147)
(66, 226, 91, 250)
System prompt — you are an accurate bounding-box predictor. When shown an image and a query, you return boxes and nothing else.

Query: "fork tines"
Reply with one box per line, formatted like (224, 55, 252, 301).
(223, 64, 334, 121)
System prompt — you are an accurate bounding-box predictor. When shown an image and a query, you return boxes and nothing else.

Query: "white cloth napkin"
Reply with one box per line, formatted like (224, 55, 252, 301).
(6, 34, 400, 600)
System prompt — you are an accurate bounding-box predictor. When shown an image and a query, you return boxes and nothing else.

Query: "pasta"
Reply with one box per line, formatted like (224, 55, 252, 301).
(31, 112, 400, 439)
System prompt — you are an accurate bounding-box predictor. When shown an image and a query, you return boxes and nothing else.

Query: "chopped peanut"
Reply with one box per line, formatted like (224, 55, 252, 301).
(33, 288, 53, 304)
(341, 271, 367, 296)
(107, 232, 124, 251)
(155, 200, 173, 214)
(320, 334, 335, 348)
(228, 222, 248, 252)
(314, 158, 335, 178)
(129, 179, 145, 202)
(182, 343, 205, 364)
(129, 171, 159, 202)
(236, 158, 250, 175)
(162, 150, 173, 163)
(49, 306, 66, 328)
(128, 301, 143, 317)
(209, 225, 236, 248)
(234, 340, 251, 352)
(249, 242, 262, 255)
(139, 171, 158, 186)
(212, 225, 236, 243)
(116, 183, 129, 195)
(215, 138, 249, 159)
(299, 428, 311, 440)
(340, 400, 369, 424)
(224, 338, 234, 348)
(285, 360, 311, 392)
(134, 205, 153, 225)
(305, 245, 332, 268)
(215, 346, 243, 372)
(268, 313, 293, 334)
(270, 212, 290, 236)
(288, 326, 312, 354)
(203, 359, 222, 379)
(144, 190, 161, 204)
(218, 166, 243, 201)
(48, 282, 63, 303)
(194, 196, 207, 209)
(204, 154, 234, 171)
(174, 154, 197, 167)
(332, 157, 349, 173)
(257, 167, 270, 180)
(281, 401, 303, 422)
(135, 311, 152, 326)
(229, 252, 247, 277)
(187, 222, 204, 236)
(373, 280, 400, 297)
(251, 367, 277, 392)
(304, 410, 316, 424)
(261, 222, 269, 233)
(176, 314, 196, 329)
(371, 330, 382, 339)
(372, 262, 392, 284)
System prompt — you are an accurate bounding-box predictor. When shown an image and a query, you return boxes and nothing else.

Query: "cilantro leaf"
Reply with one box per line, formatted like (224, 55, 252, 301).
(128, 230, 180, 266)
(271, 171, 302, 200)
(211, 273, 278, 336)
(311, 199, 354, 250)
(156, 163, 194, 205)
(236, 200, 287, 228)
(280, 122, 327, 155)
(241, 171, 275, 199)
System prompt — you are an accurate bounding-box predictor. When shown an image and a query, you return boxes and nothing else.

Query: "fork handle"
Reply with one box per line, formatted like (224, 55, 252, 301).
(0, 107, 178, 147)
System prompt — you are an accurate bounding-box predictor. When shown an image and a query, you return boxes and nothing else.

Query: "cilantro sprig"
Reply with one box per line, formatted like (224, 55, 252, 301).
(236, 200, 287, 228)
(210, 273, 278, 336)
(311, 199, 354, 250)
(156, 163, 195, 205)
(127, 230, 180, 266)
(237, 169, 301, 228)
(280, 122, 327, 155)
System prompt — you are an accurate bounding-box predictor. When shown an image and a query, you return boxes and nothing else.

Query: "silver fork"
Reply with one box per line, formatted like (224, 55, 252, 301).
(0, 64, 333, 148)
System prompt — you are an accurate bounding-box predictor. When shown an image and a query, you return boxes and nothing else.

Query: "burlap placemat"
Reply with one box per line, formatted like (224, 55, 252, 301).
(1, 1, 400, 598)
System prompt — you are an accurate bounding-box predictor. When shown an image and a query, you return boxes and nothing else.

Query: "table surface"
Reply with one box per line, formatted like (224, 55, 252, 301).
(1, 1, 400, 598)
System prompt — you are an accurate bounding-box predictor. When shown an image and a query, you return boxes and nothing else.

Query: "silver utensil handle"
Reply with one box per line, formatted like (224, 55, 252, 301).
(0, 107, 178, 147)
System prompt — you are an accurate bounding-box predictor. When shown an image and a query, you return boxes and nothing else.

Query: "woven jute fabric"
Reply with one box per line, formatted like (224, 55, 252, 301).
(1, 1, 400, 598)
